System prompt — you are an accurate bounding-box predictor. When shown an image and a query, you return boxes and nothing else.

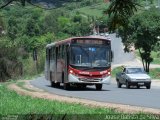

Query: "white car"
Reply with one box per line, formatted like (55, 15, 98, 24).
(116, 67, 151, 89)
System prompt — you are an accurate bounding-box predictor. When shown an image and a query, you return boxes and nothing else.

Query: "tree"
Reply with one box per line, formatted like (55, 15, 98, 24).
(0, 37, 23, 81)
(105, 0, 160, 73)
(0, 0, 77, 9)
(25, 18, 40, 37)
(104, 0, 140, 31)
(117, 8, 160, 73)
(7, 16, 19, 41)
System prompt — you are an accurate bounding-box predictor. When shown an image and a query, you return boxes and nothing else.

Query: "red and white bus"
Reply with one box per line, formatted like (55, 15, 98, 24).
(45, 36, 112, 90)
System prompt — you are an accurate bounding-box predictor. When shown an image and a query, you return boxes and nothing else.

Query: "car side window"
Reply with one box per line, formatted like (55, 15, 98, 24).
(126, 70, 129, 74)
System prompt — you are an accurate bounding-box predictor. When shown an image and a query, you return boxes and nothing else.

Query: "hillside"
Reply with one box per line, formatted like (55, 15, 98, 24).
(0, 0, 106, 81)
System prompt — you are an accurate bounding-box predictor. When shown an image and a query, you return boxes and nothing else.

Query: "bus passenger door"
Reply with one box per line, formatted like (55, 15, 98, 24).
(45, 48, 51, 80)
(50, 47, 56, 82)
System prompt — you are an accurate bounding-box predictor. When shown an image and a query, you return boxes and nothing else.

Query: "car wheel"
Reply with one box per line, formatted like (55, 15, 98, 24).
(117, 81, 122, 88)
(146, 84, 151, 89)
(51, 81, 56, 87)
(95, 84, 102, 90)
(126, 82, 130, 89)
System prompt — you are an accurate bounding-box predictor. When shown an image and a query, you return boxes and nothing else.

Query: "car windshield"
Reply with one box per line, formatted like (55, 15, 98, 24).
(70, 45, 111, 68)
(126, 68, 145, 74)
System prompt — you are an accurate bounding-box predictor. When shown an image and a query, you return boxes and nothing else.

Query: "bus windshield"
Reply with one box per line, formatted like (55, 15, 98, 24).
(70, 45, 111, 68)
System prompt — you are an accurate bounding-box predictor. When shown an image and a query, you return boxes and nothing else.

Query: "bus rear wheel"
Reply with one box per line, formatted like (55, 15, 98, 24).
(95, 84, 102, 90)
(51, 81, 60, 88)
(51, 81, 56, 87)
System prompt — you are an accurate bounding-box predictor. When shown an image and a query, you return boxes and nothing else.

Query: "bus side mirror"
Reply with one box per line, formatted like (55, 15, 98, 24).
(111, 51, 114, 62)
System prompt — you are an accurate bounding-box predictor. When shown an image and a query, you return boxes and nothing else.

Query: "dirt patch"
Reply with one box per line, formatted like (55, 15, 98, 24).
(8, 80, 160, 115)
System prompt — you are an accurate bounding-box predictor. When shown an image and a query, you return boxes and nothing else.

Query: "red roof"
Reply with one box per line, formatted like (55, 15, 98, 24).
(47, 35, 111, 48)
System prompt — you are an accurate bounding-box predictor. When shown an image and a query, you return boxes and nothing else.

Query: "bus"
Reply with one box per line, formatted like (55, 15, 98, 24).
(45, 36, 112, 90)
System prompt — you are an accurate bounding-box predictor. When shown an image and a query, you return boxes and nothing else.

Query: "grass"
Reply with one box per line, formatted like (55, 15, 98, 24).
(16, 82, 36, 92)
(149, 68, 160, 79)
(151, 51, 160, 64)
(0, 83, 158, 120)
(76, 2, 109, 17)
(0, 82, 159, 119)
(0, 83, 115, 115)
(111, 67, 122, 78)
(135, 50, 160, 65)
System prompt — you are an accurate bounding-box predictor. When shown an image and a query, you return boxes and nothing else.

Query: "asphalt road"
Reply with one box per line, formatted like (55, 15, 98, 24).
(30, 34, 160, 109)
(31, 76, 160, 109)
(110, 33, 135, 64)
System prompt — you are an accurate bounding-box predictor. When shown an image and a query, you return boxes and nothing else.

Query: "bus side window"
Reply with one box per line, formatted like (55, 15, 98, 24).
(56, 47, 58, 60)
(52, 47, 55, 60)
(57, 46, 61, 59)
(62, 45, 65, 59)
(50, 47, 53, 60)
(60, 45, 64, 59)
(59, 46, 61, 59)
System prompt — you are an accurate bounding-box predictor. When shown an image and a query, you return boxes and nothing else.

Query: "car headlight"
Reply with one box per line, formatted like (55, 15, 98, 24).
(146, 78, 151, 81)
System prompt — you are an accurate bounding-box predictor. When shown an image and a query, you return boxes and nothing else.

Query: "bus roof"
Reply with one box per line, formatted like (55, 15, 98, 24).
(46, 35, 111, 48)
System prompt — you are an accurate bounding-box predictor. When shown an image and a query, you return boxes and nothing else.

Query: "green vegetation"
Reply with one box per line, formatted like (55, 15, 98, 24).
(135, 50, 160, 65)
(0, 82, 159, 119)
(77, 2, 109, 17)
(0, 83, 114, 115)
(151, 51, 160, 65)
(16, 81, 35, 92)
(1, 0, 160, 118)
(112, 7, 160, 73)
(0, 0, 98, 82)
(111, 67, 122, 78)
(149, 68, 160, 79)
(2, 0, 158, 81)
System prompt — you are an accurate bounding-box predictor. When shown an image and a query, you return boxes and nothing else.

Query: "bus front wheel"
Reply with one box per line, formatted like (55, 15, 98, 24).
(95, 84, 102, 90)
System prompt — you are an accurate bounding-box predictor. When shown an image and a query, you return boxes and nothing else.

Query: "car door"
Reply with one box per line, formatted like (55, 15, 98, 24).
(121, 68, 127, 84)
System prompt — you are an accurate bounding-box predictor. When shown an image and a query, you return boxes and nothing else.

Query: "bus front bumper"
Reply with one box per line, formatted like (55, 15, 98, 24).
(68, 74, 111, 85)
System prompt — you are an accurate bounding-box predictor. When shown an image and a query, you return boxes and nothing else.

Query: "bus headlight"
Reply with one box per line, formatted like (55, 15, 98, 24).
(108, 72, 111, 75)
(69, 70, 73, 74)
